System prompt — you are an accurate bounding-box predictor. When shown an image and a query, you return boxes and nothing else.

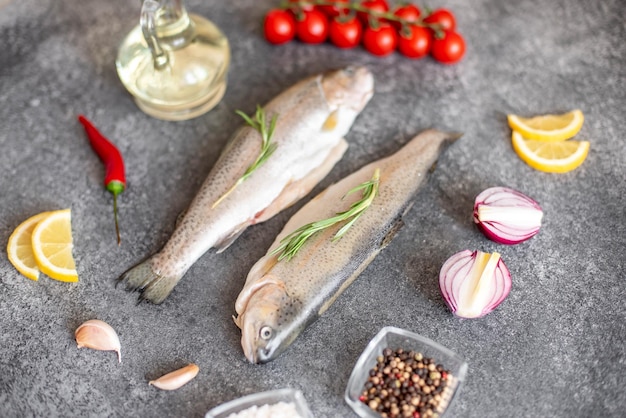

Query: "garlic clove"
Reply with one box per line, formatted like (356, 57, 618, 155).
(75, 319, 122, 363)
(473, 187, 543, 245)
(149, 363, 199, 390)
(439, 250, 512, 319)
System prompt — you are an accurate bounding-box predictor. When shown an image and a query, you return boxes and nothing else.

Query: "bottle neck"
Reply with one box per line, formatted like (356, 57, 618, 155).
(153, 0, 191, 38)
(140, 0, 193, 68)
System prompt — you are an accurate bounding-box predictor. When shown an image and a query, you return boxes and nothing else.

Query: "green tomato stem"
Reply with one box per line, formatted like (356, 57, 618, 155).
(283, 0, 442, 32)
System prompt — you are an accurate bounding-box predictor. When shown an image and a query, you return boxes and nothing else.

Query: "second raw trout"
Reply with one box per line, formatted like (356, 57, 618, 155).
(120, 67, 374, 303)
(234, 130, 460, 363)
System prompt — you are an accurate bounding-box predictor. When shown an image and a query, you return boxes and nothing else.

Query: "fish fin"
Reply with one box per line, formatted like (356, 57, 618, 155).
(380, 217, 406, 249)
(175, 209, 187, 228)
(235, 274, 284, 315)
(214, 225, 248, 254)
(448, 132, 464, 142)
(246, 255, 279, 288)
(423, 130, 462, 174)
(118, 257, 181, 304)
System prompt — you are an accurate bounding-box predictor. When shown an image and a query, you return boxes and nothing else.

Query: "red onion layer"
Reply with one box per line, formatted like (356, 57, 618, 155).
(439, 250, 512, 319)
(473, 187, 543, 245)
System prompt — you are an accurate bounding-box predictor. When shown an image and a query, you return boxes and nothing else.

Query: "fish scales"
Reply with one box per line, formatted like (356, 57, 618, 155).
(235, 130, 460, 363)
(119, 67, 374, 304)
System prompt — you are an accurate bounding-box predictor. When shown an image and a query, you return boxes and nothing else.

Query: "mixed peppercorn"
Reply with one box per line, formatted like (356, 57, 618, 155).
(360, 347, 456, 418)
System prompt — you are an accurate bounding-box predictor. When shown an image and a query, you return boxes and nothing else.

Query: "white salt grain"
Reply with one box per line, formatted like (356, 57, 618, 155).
(225, 401, 303, 418)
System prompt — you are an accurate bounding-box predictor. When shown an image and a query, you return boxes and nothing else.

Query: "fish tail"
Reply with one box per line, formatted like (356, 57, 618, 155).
(117, 257, 181, 304)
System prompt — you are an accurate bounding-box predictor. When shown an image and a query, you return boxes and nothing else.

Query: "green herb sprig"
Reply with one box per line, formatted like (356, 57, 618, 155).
(213, 105, 279, 208)
(271, 168, 380, 261)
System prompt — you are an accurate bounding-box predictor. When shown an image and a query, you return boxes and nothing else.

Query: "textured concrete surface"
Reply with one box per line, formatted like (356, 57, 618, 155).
(1, 0, 625, 417)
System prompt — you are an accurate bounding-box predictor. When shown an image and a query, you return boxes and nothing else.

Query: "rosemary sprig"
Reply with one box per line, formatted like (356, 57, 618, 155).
(212, 105, 278, 208)
(271, 168, 381, 261)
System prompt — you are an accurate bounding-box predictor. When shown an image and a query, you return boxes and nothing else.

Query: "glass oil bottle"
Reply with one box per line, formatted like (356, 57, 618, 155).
(116, 0, 230, 121)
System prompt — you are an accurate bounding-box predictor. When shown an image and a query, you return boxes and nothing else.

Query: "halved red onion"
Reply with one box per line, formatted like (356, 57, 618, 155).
(473, 187, 543, 245)
(439, 250, 511, 318)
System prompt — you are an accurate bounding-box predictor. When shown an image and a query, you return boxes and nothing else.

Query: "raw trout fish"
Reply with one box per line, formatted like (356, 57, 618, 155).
(120, 67, 374, 304)
(234, 130, 460, 363)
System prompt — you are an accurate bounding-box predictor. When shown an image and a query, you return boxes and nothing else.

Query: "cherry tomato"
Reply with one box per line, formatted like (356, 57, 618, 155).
(362, 0, 389, 12)
(264, 9, 296, 45)
(318, 0, 350, 17)
(362, 22, 397, 56)
(296, 9, 329, 44)
(431, 30, 465, 64)
(358, 0, 390, 25)
(398, 25, 432, 59)
(393, 4, 421, 23)
(329, 17, 363, 48)
(424, 8, 456, 32)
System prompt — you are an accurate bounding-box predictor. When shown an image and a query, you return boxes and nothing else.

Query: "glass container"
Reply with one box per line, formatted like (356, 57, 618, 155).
(205, 388, 315, 418)
(345, 326, 468, 418)
(116, 0, 230, 121)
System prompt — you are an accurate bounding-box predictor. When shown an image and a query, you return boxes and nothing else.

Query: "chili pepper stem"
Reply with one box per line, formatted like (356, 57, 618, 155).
(107, 180, 125, 246)
(113, 193, 121, 246)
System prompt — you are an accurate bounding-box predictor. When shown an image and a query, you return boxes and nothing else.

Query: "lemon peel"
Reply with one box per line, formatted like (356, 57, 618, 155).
(507, 109, 584, 142)
(7, 211, 53, 281)
(511, 131, 590, 173)
(31, 208, 78, 282)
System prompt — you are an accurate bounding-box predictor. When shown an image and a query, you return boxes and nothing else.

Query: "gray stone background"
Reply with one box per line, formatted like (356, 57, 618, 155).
(1, 0, 624, 417)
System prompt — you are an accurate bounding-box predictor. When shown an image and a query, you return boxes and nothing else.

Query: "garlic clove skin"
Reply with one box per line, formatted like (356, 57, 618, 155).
(75, 319, 122, 363)
(149, 363, 199, 390)
(473, 187, 543, 245)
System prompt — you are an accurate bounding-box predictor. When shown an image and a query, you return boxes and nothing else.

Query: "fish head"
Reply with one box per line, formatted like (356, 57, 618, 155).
(237, 280, 301, 364)
(321, 66, 374, 114)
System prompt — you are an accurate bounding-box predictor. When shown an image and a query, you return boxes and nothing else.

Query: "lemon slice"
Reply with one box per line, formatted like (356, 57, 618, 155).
(31, 208, 78, 282)
(512, 131, 590, 173)
(508, 109, 584, 142)
(7, 211, 53, 281)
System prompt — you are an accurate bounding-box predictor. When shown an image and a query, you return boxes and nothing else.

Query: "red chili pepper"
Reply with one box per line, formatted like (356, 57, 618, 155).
(78, 115, 126, 245)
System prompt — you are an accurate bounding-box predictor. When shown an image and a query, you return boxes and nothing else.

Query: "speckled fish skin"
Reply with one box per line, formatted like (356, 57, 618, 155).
(119, 67, 375, 304)
(234, 130, 460, 363)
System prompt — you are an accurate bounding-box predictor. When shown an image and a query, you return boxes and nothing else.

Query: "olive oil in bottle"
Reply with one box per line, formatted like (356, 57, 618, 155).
(116, 0, 230, 121)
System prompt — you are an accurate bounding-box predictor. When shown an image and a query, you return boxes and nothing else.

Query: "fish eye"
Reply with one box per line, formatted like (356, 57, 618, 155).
(259, 326, 273, 340)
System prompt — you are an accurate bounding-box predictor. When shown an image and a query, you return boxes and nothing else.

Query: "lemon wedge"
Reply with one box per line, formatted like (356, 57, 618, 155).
(7, 211, 53, 281)
(512, 131, 590, 173)
(507, 109, 584, 142)
(31, 208, 78, 282)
